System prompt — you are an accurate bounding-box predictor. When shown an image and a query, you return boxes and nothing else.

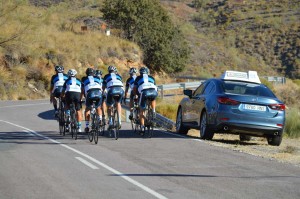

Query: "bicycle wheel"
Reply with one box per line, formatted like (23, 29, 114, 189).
(133, 108, 140, 134)
(59, 111, 65, 135)
(144, 105, 153, 138)
(94, 114, 99, 144)
(113, 109, 119, 140)
(71, 107, 78, 140)
(88, 113, 95, 142)
(71, 121, 75, 138)
(98, 116, 105, 136)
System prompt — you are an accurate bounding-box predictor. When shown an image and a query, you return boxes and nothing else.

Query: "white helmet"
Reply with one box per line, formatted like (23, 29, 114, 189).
(67, 69, 77, 77)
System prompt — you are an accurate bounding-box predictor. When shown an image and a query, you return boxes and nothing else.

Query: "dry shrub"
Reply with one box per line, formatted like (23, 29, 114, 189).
(274, 79, 300, 105)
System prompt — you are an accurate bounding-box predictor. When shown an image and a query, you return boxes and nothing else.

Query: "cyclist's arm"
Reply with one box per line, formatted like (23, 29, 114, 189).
(49, 76, 54, 103)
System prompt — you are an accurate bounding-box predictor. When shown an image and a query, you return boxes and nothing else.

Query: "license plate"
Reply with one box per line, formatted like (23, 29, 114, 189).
(244, 104, 266, 111)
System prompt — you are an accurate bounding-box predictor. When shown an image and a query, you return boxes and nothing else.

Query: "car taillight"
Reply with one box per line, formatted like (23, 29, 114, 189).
(268, 104, 285, 111)
(217, 97, 240, 105)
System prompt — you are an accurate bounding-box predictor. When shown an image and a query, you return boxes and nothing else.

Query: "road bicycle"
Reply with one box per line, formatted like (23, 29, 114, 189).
(130, 96, 140, 134)
(87, 101, 105, 144)
(108, 96, 121, 140)
(69, 103, 78, 140)
(58, 97, 66, 136)
(142, 98, 155, 138)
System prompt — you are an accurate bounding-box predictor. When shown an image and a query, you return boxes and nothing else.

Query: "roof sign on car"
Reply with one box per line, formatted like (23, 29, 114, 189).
(221, 70, 261, 84)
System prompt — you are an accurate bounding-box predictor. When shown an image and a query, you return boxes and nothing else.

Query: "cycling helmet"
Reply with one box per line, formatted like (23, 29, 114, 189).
(139, 66, 149, 74)
(95, 70, 102, 77)
(55, 65, 64, 73)
(108, 65, 117, 73)
(86, 68, 94, 76)
(67, 69, 77, 77)
(129, 67, 137, 74)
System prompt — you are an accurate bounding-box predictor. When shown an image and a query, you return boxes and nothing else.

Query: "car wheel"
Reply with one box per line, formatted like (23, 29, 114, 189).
(200, 111, 214, 140)
(239, 134, 251, 141)
(176, 107, 189, 134)
(267, 134, 282, 146)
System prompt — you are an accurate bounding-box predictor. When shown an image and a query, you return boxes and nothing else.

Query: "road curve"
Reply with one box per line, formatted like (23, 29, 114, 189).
(0, 100, 299, 199)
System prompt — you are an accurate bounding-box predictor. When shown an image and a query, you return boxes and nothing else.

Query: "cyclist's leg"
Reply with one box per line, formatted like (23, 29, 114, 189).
(106, 89, 114, 127)
(149, 88, 158, 117)
(114, 87, 124, 127)
(72, 92, 82, 132)
(129, 91, 134, 119)
(139, 91, 147, 129)
(85, 97, 91, 132)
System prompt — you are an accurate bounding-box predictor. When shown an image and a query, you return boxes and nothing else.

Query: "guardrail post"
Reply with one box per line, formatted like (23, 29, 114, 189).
(161, 86, 164, 99)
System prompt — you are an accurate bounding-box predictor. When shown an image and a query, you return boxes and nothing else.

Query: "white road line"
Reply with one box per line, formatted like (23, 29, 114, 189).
(0, 103, 49, 109)
(0, 119, 168, 199)
(75, 157, 99, 170)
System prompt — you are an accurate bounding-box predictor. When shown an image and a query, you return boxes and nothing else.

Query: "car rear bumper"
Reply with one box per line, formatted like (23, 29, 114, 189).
(215, 122, 283, 136)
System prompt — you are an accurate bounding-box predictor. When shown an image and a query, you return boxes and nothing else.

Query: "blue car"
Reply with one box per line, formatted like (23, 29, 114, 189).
(176, 71, 285, 146)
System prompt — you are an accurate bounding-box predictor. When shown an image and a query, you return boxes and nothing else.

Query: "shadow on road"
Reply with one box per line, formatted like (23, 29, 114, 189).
(38, 109, 56, 120)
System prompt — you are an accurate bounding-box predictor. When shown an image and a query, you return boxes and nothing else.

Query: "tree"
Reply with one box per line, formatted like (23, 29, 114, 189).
(101, 0, 190, 73)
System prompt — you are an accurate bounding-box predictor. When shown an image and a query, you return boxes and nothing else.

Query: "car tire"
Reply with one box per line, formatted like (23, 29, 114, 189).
(176, 107, 189, 134)
(239, 134, 251, 141)
(200, 111, 214, 140)
(267, 134, 282, 146)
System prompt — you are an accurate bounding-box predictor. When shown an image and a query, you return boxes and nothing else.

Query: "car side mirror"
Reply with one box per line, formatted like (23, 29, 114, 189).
(183, 89, 193, 98)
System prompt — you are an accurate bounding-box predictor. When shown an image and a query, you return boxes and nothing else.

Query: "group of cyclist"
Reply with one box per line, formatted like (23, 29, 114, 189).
(50, 64, 158, 134)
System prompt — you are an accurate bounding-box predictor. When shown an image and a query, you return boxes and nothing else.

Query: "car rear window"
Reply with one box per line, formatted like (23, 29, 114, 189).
(222, 81, 276, 98)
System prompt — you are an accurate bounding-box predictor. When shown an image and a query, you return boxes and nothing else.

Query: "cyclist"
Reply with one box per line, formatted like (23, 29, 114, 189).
(124, 67, 137, 120)
(95, 69, 107, 123)
(133, 66, 158, 133)
(102, 65, 124, 129)
(61, 69, 84, 132)
(82, 68, 103, 133)
(50, 65, 68, 118)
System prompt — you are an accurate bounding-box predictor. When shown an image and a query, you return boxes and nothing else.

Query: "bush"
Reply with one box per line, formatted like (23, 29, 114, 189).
(274, 79, 300, 105)
(156, 102, 178, 121)
(284, 107, 300, 138)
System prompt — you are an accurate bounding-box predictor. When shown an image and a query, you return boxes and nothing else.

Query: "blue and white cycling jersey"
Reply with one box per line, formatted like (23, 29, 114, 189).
(126, 75, 137, 91)
(82, 75, 102, 96)
(103, 73, 124, 90)
(63, 77, 82, 93)
(134, 74, 157, 94)
(50, 73, 68, 93)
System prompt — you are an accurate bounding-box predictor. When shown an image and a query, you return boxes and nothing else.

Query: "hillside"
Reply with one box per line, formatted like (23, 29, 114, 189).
(0, 0, 299, 100)
(162, 0, 300, 78)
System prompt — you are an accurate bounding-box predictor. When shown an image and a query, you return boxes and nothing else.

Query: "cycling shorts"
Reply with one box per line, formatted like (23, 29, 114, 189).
(65, 92, 81, 111)
(106, 86, 124, 106)
(53, 86, 63, 98)
(139, 88, 157, 110)
(86, 89, 102, 109)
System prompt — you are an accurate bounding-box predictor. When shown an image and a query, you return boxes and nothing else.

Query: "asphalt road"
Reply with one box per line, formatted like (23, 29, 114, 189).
(0, 100, 299, 199)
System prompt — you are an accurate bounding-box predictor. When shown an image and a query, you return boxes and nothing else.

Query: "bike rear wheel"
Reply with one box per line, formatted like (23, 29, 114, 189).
(58, 100, 65, 136)
(144, 104, 153, 138)
(112, 109, 119, 140)
(94, 114, 99, 144)
(98, 116, 105, 136)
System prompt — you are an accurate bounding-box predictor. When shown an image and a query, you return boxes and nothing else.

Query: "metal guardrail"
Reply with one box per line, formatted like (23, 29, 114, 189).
(261, 76, 286, 84)
(157, 81, 204, 98)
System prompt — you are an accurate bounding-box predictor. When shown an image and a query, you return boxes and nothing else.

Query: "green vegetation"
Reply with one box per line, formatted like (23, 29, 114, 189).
(285, 107, 300, 138)
(101, 0, 190, 73)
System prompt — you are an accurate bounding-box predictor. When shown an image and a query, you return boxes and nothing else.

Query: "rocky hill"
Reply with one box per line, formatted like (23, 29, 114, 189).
(162, 0, 300, 78)
(0, 0, 299, 100)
